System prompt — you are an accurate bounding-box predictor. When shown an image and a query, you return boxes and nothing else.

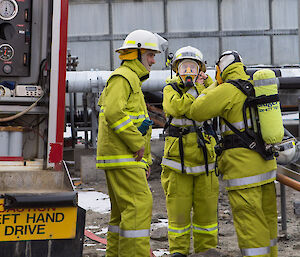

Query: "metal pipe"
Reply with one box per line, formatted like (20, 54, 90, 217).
(66, 71, 110, 93)
(83, 93, 89, 149)
(278, 77, 300, 89)
(277, 173, 300, 192)
(66, 68, 300, 93)
(69, 92, 76, 148)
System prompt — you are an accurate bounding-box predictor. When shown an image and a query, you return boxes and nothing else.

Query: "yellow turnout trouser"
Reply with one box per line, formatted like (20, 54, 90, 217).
(228, 182, 278, 257)
(105, 167, 153, 257)
(161, 167, 219, 255)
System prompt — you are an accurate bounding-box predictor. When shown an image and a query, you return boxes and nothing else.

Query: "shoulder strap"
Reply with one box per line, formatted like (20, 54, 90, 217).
(163, 83, 183, 132)
(222, 79, 257, 147)
(168, 82, 183, 96)
(226, 79, 255, 97)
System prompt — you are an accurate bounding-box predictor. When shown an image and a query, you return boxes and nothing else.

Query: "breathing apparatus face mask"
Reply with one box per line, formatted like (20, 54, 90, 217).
(177, 60, 199, 87)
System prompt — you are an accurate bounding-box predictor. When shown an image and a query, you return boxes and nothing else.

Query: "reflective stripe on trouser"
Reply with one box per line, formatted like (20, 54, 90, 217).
(224, 169, 277, 190)
(105, 168, 153, 257)
(161, 167, 219, 255)
(228, 182, 277, 257)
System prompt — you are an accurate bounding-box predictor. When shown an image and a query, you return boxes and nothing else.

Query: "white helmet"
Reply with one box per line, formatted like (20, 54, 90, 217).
(217, 50, 243, 73)
(172, 46, 206, 72)
(116, 29, 163, 53)
(276, 138, 300, 165)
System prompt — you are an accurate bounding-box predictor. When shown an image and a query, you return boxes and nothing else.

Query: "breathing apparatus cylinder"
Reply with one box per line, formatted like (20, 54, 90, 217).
(253, 69, 284, 144)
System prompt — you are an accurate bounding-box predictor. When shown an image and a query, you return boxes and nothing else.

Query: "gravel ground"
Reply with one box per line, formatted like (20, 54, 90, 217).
(78, 166, 300, 257)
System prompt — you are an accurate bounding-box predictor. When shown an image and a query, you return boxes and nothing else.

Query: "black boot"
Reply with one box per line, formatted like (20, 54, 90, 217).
(171, 253, 187, 257)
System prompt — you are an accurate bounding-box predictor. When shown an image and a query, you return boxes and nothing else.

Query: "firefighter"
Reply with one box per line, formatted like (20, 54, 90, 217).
(190, 51, 278, 257)
(161, 46, 219, 257)
(96, 29, 167, 257)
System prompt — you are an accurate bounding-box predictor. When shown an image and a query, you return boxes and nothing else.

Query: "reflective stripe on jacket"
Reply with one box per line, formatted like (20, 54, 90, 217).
(96, 59, 152, 169)
(190, 63, 277, 190)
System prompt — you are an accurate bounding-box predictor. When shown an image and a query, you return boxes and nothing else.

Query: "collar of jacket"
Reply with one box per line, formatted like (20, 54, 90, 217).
(222, 62, 250, 82)
(122, 59, 150, 83)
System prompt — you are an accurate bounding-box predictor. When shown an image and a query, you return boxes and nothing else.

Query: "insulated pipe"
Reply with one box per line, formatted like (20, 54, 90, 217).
(65, 68, 300, 93)
(276, 173, 300, 192)
(66, 71, 111, 93)
(278, 77, 300, 89)
(66, 70, 215, 93)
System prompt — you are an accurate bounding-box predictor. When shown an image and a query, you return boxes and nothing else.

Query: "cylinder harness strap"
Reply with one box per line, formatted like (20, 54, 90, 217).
(204, 119, 220, 176)
(192, 120, 209, 176)
(163, 82, 211, 175)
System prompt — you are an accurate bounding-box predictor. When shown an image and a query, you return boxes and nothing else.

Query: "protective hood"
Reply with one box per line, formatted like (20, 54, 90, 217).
(221, 62, 249, 82)
(122, 59, 150, 82)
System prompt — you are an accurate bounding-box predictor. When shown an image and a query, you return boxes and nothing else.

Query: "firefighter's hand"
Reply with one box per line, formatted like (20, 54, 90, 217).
(196, 71, 208, 84)
(134, 147, 145, 161)
(146, 166, 151, 179)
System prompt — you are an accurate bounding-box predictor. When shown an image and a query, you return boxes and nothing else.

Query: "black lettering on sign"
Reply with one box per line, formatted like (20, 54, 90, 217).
(26, 213, 36, 223)
(4, 224, 46, 236)
(46, 213, 54, 222)
(12, 214, 20, 223)
(37, 224, 45, 234)
(26, 212, 65, 224)
(15, 226, 24, 235)
(28, 224, 37, 234)
(2, 214, 10, 224)
(0, 214, 20, 224)
(4, 226, 13, 235)
(36, 213, 45, 223)
(55, 213, 64, 222)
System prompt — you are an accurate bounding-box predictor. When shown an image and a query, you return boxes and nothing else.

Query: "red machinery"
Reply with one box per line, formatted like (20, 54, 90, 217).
(0, 1, 85, 256)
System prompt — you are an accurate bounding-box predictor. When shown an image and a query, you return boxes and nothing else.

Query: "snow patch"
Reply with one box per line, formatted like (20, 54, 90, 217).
(78, 191, 110, 213)
(151, 218, 168, 230)
(153, 249, 169, 256)
(152, 128, 164, 139)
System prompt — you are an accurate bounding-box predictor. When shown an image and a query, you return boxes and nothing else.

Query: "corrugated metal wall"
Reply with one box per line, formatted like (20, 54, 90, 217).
(67, 0, 299, 71)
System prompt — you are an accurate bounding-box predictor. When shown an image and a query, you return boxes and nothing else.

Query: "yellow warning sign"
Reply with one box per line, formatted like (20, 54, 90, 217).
(0, 199, 78, 241)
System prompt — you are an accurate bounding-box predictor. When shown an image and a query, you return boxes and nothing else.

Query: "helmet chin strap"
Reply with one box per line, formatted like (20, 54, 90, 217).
(137, 43, 142, 62)
(141, 51, 151, 72)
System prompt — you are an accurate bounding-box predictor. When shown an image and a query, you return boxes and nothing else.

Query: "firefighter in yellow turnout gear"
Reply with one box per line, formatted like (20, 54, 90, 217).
(161, 46, 219, 257)
(190, 51, 278, 257)
(96, 29, 167, 257)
